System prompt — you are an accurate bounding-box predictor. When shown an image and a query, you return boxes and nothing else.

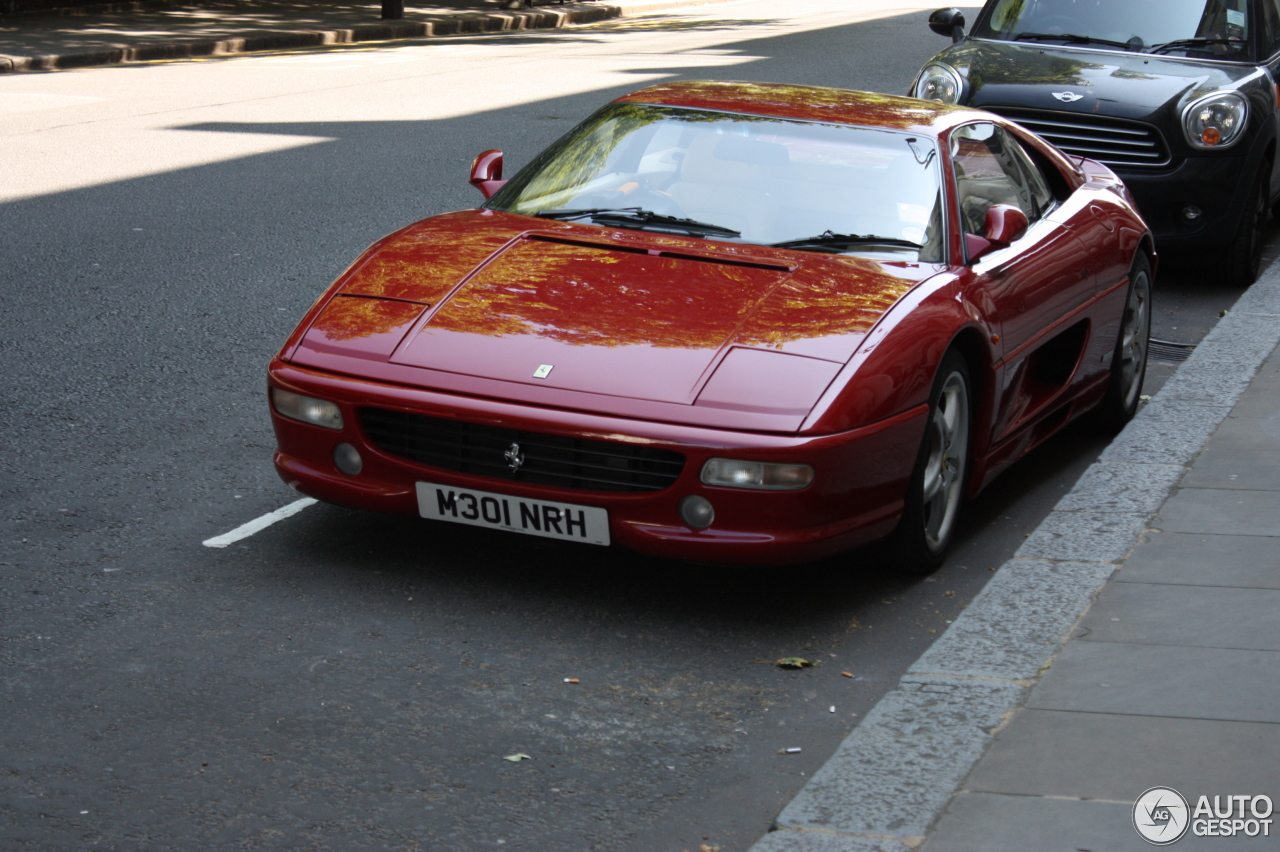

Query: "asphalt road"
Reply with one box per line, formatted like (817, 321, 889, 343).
(0, 1, 1267, 850)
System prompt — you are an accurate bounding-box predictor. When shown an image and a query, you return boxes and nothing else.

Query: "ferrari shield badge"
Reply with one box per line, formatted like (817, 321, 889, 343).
(532, 364, 554, 379)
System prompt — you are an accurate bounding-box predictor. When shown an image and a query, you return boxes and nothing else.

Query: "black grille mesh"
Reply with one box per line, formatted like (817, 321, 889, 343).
(990, 107, 1171, 169)
(359, 407, 685, 493)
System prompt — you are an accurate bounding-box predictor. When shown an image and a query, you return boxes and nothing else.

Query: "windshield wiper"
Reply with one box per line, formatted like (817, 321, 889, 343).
(1014, 31, 1138, 50)
(535, 207, 741, 238)
(1147, 36, 1235, 55)
(771, 231, 923, 253)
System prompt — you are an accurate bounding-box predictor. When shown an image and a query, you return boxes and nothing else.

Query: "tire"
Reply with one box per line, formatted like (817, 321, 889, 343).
(1095, 253, 1152, 434)
(1225, 161, 1270, 288)
(890, 350, 972, 575)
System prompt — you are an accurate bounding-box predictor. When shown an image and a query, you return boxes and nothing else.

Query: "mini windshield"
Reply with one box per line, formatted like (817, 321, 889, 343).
(975, 0, 1253, 59)
(487, 103, 945, 262)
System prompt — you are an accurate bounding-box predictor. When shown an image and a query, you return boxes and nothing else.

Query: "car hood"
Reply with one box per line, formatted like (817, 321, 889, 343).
(936, 40, 1254, 118)
(292, 210, 932, 415)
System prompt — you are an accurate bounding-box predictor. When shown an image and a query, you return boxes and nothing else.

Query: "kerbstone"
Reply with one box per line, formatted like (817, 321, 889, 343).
(1156, 361, 1255, 404)
(1183, 312, 1280, 365)
(1015, 510, 1149, 562)
(774, 677, 1025, 837)
(751, 830, 914, 852)
(1027, 641, 1280, 723)
(909, 559, 1113, 680)
(1099, 399, 1232, 465)
(1053, 461, 1186, 513)
(1156, 488, 1280, 536)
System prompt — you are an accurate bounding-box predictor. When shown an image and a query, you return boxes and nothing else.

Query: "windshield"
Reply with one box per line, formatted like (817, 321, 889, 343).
(974, 0, 1253, 59)
(487, 103, 944, 261)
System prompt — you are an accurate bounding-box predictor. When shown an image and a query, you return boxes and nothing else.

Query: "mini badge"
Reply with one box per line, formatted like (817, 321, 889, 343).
(532, 364, 554, 379)
(1052, 91, 1085, 103)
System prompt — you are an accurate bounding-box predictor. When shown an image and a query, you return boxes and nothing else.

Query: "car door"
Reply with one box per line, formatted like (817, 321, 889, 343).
(1257, 0, 1280, 199)
(950, 122, 1096, 434)
(953, 123, 1094, 351)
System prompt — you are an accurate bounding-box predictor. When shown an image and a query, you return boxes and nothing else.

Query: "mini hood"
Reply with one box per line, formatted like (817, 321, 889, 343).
(937, 40, 1253, 117)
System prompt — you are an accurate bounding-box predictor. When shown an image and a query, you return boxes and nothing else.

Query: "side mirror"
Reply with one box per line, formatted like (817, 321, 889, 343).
(966, 204, 1028, 261)
(470, 149, 507, 199)
(928, 7, 966, 42)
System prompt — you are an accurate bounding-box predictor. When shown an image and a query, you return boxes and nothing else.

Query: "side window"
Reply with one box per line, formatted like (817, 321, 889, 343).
(1003, 131, 1056, 217)
(950, 123, 1036, 237)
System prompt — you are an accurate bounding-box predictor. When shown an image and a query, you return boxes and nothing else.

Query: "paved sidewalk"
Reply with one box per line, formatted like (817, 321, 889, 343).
(752, 265, 1280, 852)
(0, 0, 730, 72)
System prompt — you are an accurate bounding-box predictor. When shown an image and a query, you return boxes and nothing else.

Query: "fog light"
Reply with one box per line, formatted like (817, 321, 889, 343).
(333, 442, 363, 476)
(679, 495, 715, 530)
(1182, 205, 1203, 221)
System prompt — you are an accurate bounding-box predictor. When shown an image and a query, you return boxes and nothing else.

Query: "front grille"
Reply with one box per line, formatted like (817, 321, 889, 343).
(360, 408, 686, 493)
(989, 107, 1171, 169)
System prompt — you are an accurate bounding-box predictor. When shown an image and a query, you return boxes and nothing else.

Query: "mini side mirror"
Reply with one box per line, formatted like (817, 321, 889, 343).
(470, 149, 507, 199)
(928, 7, 966, 42)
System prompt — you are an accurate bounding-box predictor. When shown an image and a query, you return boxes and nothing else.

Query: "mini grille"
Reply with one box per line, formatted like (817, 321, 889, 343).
(989, 107, 1171, 168)
(359, 408, 685, 493)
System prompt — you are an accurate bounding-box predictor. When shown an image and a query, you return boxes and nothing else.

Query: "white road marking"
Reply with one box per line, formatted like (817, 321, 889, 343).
(203, 498, 318, 548)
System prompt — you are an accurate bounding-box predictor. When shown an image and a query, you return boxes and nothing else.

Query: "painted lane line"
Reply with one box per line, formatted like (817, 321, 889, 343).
(203, 498, 318, 548)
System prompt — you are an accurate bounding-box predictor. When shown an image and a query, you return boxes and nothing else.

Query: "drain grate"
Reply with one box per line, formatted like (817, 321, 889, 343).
(1149, 338, 1196, 363)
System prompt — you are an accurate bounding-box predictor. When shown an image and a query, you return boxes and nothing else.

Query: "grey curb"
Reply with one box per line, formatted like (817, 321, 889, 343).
(0, 0, 731, 73)
(749, 262, 1280, 852)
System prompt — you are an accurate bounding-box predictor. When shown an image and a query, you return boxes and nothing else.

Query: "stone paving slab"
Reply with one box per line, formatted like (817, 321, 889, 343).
(1180, 416, 1280, 489)
(924, 793, 1279, 852)
(1156, 488, 1280, 537)
(1116, 532, 1280, 588)
(963, 709, 1280, 800)
(1027, 641, 1280, 723)
(1078, 582, 1280, 650)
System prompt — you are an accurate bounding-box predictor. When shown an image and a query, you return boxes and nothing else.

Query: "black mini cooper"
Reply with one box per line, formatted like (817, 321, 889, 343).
(913, 0, 1279, 286)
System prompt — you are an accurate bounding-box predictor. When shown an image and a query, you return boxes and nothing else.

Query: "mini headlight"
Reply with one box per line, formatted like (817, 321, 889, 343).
(271, 388, 344, 430)
(1183, 92, 1248, 149)
(700, 458, 814, 491)
(913, 63, 964, 104)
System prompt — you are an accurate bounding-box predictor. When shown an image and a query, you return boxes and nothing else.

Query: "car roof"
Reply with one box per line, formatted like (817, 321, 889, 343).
(614, 81, 987, 135)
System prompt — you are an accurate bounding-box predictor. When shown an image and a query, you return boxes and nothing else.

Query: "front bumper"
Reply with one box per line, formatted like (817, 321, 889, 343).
(268, 360, 927, 566)
(1119, 154, 1252, 250)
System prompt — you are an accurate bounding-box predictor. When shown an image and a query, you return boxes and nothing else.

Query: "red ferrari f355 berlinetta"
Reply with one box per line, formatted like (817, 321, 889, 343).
(268, 81, 1153, 572)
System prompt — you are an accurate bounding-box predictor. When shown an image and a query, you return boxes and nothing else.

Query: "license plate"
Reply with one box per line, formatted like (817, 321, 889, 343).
(416, 482, 610, 546)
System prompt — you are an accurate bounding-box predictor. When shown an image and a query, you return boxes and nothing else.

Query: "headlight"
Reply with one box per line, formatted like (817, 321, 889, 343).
(272, 388, 344, 430)
(913, 63, 964, 104)
(1183, 92, 1248, 149)
(700, 458, 814, 491)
